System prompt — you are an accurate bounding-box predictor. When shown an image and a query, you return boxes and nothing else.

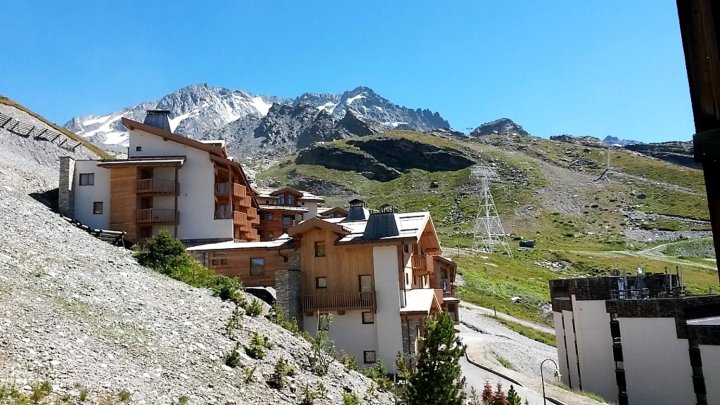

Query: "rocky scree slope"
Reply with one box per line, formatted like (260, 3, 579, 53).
(1, 104, 392, 404)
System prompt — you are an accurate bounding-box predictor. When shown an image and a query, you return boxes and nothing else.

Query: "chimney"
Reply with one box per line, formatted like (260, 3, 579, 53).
(144, 110, 172, 132)
(363, 212, 401, 240)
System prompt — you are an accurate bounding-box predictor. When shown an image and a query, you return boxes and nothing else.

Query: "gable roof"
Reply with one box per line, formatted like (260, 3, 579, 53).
(287, 217, 351, 238)
(122, 117, 226, 157)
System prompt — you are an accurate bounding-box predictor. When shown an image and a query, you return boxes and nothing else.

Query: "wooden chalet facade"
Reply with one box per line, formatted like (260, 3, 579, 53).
(190, 204, 458, 372)
(255, 187, 325, 240)
(59, 110, 260, 245)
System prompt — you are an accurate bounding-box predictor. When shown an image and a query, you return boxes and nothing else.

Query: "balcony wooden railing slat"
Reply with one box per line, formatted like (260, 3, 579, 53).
(136, 208, 178, 224)
(137, 179, 176, 194)
(302, 291, 376, 312)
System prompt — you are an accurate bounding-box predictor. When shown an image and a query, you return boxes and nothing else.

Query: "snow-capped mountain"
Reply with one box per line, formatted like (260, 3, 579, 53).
(65, 84, 449, 152)
(65, 83, 275, 149)
(294, 86, 449, 132)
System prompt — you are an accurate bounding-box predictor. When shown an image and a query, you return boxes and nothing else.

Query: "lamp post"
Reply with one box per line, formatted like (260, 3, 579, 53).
(540, 358, 560, 405)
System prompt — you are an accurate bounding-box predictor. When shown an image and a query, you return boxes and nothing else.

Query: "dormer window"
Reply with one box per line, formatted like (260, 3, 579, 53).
(287, 195, 295, 205)
(278, 195, 285, 205)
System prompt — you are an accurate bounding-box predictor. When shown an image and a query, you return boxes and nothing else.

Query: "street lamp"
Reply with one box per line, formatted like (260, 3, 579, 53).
(540, 358, 560, 405)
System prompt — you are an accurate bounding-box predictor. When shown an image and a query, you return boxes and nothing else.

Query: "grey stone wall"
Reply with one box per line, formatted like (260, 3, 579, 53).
(401, 318, 420, 361)
(58, 156, 75, 217)
(275, 250, 302, 328)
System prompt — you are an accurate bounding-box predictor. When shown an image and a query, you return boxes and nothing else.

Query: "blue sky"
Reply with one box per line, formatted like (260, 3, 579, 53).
(0, 1, 693, 142)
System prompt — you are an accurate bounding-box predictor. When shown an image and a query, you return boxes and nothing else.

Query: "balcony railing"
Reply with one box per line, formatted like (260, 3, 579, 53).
(137, 179, 176, 194)
(302, 291, 376, 312)
(233, 183, 246, 198)
(412, 254, 428, 273)
(136, 208, 177, 224)
(246, 207, 258, 220)
(233, 211, 247, 227)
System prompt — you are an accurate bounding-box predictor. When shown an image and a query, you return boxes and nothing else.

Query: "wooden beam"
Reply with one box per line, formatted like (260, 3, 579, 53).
(677, 0, 720, 280)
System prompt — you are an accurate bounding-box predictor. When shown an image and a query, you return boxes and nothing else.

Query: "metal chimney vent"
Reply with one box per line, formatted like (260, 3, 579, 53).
(363, 212, 401, 240)
(144, 110, 172, 132)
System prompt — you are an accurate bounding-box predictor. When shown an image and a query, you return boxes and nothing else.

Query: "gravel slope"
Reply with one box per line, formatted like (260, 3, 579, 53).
(0, 104, 392, 404)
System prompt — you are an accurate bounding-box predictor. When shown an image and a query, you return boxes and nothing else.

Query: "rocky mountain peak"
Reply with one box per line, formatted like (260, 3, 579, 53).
(469, 118, 529, 137)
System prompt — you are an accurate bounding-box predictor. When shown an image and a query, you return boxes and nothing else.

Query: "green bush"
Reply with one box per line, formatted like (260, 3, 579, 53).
(245, 332, 272, 359)
(245, 299, 263, 317)
(133, 230, 245, 304)
(267, 356, 294, 389)
(225, 343, 241, 368)
(342, 392, 361, 405)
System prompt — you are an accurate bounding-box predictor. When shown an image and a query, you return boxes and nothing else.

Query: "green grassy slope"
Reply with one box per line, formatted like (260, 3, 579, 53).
(257, 132, 717, 325)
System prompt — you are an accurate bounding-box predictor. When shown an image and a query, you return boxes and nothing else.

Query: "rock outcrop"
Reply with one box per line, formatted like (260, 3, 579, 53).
(469, 118, 529, 137)
(296, 137, 475, 182)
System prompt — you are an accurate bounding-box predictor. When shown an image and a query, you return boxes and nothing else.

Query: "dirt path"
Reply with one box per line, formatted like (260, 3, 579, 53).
(460, 301, 555, 335)
(568, 247, 718, 271)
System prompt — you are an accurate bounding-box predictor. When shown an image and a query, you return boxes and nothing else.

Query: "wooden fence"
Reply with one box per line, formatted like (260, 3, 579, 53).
(0, 111, 83, 152)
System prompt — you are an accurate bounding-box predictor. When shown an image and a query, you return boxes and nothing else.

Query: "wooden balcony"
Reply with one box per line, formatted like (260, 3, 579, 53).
(233, 211, 247, 227)
(412, 254, 430, 275)
(233, 183, 246, 199)
(136, 208, 177, 224)
(246, 207, 258, 221)
(137, 179, 176, 195)
(302, 291, 376, 313)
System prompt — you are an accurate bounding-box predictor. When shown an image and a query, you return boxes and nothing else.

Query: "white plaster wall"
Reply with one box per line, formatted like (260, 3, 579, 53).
(701, 345, 720, 404)
(574, 300, 616, 401)
(373, 245, 403, 373)
(73, 161, 109, 229)
(562, 308, 580, 390)
(553, 311, 571, 388)
(127, 129, 232, 240)
(304, 311, 378, 368)
(619, 317, 694, 405)
(303, 201, 319, 219)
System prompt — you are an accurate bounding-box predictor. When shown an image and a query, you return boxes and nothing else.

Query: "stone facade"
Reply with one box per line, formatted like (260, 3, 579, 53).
(58, 156, 75, 218)
(275, 251, 302, 328)
(401, 318, 420, 361)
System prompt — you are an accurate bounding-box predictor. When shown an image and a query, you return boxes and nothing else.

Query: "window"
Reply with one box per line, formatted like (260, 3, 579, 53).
(210, 251, 227, 266)
(265, 213, 274, 221)
(316, 277, 327, 289)
(282, 216, 294, 226)
(363, 351, 377, 364)
(278, 195, 285, 205)
(135, 146, 142, 152)
(362, 312, 374, 324)
(359, 275, 372, 292)
(79, 173, 94, 186)
(250, 257, 265, 276)
(287, 195, 295, 205)
(93, 201, 103, 214)
(314, 241, 326, 257)
(403, 244, 410, 254)
(319, 313, 331, 331)
(405, 273, 410, 286)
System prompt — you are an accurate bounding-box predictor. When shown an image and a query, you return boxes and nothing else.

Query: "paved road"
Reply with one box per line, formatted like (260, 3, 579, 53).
(460, 301, 555, 336)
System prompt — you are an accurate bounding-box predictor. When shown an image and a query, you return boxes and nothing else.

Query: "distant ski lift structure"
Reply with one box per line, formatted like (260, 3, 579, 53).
(472, 166, 513, 257)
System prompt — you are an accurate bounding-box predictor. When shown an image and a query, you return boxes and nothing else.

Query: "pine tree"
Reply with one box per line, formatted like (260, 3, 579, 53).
(482, 380, 493, 403)
(506, 385, 521, 405)
(490, 382, 506, 405)
(407, 311, 467, 405)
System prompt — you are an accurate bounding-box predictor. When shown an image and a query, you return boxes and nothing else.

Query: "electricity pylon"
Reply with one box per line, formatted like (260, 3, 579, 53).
(472, 167, 513, 257)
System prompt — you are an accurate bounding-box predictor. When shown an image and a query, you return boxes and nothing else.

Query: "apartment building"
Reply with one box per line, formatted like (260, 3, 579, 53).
(59, 110, 260, 245)
(190, 203, 459, 372)
(255, 187, 325, 240)
(550, 275, 720, 405)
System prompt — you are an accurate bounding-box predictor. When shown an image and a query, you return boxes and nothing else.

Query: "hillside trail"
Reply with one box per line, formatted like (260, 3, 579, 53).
(566, 247, 718, 271)
(460, 301, 555, 336)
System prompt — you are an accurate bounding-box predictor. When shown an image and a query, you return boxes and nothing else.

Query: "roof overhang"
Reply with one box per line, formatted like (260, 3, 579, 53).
(97, 156, 185, 168)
